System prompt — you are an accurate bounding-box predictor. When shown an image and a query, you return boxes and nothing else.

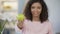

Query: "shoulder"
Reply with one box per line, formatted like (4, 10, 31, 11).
(23, 19, 31, 24)
(24, 19, 30, 22)
(44, 20, 52, 26)
(45, 20, 53, 29)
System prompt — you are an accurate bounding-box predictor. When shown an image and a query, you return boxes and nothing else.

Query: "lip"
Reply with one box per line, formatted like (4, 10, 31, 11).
(33, 13, 38, 16)
(34, 13, 38, 14)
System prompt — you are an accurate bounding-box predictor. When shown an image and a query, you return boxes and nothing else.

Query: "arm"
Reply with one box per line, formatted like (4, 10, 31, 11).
(48, 22, 53, 34)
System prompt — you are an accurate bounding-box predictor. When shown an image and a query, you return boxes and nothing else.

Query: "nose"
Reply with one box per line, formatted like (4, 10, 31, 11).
(34, 8, 38, 12)
(34, 8, 38, 14)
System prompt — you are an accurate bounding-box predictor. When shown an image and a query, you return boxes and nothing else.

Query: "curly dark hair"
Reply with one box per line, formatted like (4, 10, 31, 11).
(23, 0, 48, 23)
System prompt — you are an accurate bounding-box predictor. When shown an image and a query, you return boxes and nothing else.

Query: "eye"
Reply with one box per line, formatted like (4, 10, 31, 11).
(37, 7, 41, 9)
(31, 6, 35, 9)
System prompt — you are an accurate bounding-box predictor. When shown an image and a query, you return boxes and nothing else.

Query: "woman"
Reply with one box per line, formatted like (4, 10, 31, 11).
(17, 0, 53, 34)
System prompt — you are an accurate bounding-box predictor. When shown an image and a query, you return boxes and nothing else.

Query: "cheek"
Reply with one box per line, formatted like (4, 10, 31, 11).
(38, 9, 42, 13)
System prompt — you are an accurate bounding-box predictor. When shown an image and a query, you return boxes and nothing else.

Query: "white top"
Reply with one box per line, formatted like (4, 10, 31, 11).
(22, 19, 53, 34)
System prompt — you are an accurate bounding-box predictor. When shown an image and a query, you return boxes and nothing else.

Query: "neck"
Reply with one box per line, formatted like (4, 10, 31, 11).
(32, 16, 40, 21)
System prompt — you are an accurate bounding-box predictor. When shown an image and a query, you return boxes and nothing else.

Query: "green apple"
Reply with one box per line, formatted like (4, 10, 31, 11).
(17, 14, 25, 21)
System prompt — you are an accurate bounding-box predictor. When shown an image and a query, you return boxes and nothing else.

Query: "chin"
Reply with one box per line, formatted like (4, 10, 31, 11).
(34, 15, 39, 17)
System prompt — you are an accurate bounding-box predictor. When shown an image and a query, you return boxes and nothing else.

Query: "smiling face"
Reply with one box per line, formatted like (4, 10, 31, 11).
(31, 2, 42, 17)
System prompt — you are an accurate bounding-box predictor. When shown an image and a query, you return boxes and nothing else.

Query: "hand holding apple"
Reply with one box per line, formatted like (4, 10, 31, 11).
(17, 14, 25, 21)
